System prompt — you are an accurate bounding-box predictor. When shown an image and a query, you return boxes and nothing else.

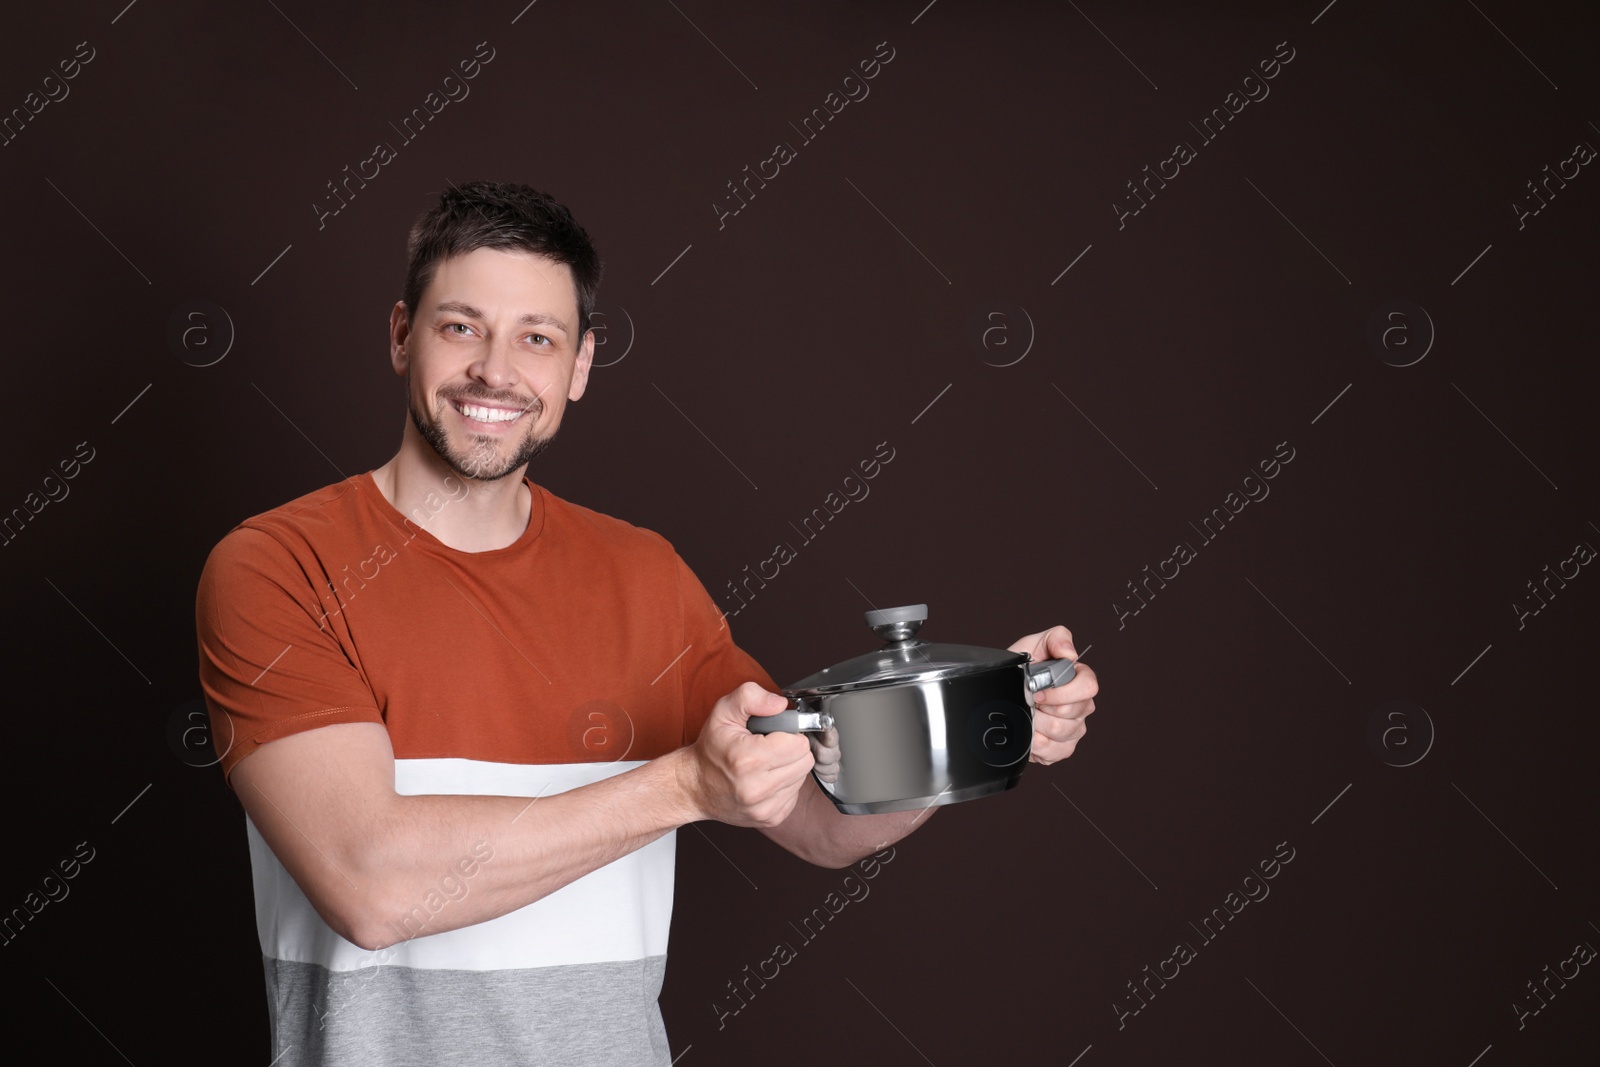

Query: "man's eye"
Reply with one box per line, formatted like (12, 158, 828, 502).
(445, 323, 473, 336)
(527, 334, 550, 345)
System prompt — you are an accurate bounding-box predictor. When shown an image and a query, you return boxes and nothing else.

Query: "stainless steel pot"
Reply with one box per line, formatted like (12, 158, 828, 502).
(749, 604, 1076, 815)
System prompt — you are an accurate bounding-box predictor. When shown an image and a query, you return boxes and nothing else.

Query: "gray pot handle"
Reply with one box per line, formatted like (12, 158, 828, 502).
(748, 705, 833, 734)
(1026, 658, 1077, 692)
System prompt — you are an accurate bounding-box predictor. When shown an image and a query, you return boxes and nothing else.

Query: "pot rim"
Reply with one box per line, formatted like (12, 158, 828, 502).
(785, 645, 1031, 697)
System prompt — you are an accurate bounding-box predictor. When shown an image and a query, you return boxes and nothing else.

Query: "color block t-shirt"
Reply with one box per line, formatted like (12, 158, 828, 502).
(195, 472, 774, 1066)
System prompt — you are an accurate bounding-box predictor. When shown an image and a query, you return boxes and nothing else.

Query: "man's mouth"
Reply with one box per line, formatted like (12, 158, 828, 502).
(450, 399, 530, 426)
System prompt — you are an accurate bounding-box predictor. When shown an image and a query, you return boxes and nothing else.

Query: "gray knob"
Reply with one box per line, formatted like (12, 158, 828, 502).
(865, 604, 927, 644)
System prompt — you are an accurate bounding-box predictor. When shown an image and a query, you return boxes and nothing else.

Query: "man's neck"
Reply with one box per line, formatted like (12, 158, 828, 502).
(370, 426, 532, 553)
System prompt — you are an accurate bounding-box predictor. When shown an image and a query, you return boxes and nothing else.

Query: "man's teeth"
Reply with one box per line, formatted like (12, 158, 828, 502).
(457, 403, 520, 423)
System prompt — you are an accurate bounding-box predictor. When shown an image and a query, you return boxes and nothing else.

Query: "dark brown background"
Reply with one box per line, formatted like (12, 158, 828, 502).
(3, 1, 1596, 1063)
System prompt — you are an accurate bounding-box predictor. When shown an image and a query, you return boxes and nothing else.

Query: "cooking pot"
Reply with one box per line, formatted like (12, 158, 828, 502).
(749, 604, 1076, 814)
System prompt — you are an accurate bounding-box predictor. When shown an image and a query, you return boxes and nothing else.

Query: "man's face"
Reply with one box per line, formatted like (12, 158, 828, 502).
(390, 247, 593, 483)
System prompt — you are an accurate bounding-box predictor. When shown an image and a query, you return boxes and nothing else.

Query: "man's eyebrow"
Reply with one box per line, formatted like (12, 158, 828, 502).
(432, 300, 570, 333)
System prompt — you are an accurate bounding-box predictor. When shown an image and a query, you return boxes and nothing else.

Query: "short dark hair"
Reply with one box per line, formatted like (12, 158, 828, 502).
(402, 180, 603, 340)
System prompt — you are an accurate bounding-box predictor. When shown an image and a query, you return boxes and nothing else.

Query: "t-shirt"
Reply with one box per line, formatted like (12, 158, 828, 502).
(195, 471, 774, 1066)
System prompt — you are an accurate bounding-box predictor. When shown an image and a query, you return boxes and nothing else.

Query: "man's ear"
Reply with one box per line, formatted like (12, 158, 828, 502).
(568, 328, 595, 401)
(389, 301, 412, 375)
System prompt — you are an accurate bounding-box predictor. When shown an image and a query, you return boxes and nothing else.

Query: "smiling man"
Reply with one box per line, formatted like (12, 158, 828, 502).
(195, 180, 1098, 1065)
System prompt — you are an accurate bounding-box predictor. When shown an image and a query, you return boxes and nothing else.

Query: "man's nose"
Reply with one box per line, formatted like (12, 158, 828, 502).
(468, 336, 518, 389)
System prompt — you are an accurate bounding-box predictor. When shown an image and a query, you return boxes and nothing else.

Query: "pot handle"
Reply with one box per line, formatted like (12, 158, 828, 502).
(748, 703, 833, 735)
(1026, 658, 1077, 692)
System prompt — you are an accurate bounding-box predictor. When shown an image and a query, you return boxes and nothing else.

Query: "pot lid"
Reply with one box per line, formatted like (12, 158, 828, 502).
(786, 604, 1027, 695)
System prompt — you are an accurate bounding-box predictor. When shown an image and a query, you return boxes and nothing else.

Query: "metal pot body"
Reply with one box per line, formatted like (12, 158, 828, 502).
(799, 660, 1034, 815)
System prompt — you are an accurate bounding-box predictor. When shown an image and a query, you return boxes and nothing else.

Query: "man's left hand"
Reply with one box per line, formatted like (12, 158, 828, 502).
(1009, 626, 1099, 766)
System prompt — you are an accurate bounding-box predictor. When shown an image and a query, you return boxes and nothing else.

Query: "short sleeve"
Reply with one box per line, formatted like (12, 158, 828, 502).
(195, 526, 384, 781)
(673, 554, 777, 745)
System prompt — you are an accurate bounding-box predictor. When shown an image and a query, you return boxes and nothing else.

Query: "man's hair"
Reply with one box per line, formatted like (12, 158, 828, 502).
(402, 180, 603, 339)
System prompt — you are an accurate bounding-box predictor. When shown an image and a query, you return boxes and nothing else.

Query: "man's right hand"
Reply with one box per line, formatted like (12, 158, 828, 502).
(680, 682, 815, 828)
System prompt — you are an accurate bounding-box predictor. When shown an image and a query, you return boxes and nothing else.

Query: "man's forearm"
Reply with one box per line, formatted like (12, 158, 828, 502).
(762, 776, 936, 869)
(288, 747, 703, 950)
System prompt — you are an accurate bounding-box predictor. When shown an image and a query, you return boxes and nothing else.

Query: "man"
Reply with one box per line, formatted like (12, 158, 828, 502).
(196, 180, 1098, 1065)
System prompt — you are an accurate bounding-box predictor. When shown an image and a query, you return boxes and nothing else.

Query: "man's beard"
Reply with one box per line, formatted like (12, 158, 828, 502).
(410, 387, 555, 483)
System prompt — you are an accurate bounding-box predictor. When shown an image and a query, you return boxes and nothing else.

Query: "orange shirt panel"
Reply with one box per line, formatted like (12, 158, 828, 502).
(195, 474, 774, 779)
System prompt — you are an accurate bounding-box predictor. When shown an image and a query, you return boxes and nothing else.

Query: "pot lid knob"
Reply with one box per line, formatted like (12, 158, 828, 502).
(864, 604, 927, 644)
